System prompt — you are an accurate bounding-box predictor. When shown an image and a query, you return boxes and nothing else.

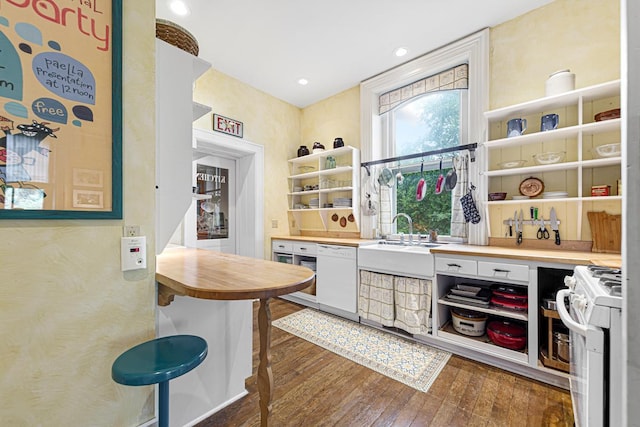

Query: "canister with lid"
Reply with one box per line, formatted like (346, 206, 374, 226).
(545, 69, 575, 96)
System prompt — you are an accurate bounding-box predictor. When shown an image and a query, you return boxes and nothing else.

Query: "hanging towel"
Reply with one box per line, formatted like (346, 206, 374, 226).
(394, 276, 432, 335)
(359, 270, 395, 326)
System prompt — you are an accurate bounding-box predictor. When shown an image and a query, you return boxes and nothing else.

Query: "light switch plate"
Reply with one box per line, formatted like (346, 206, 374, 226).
(121, 236, 147, 271)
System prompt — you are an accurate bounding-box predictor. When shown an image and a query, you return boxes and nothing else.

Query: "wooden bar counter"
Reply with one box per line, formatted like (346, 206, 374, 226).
(156, 247, 315, 426)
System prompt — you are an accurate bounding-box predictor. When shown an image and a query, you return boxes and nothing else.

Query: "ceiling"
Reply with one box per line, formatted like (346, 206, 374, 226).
(155, 0, 554, 108)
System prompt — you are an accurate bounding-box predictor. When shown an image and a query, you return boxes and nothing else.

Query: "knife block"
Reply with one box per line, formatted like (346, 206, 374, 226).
(587, 211, 622, 253)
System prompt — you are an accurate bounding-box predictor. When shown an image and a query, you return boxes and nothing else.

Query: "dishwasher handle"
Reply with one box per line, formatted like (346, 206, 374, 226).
(317, 244, 356, 259)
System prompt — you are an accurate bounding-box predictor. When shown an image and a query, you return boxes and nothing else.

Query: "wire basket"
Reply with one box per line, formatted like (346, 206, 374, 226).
(155, 19, 199, 56)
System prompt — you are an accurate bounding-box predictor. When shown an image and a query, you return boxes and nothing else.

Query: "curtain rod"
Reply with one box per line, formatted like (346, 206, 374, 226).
(360, 142, 477, 175)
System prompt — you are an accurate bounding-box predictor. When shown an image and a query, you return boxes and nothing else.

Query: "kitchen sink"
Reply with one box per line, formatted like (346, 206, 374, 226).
(358, 240, 437, 277)
(376, 240, 444, 249)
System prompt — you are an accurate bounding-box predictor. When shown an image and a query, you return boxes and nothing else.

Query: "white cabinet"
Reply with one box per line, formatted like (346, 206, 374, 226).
(483, 80, 621, 241)
(434, 254, 537, 367)
(155, 39, 211, 254)
(272, 240, 319, 307)
(287, 146, 360, 232)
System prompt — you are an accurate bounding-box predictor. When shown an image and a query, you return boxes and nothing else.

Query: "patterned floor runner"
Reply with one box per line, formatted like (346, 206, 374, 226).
(273, 308, 451, 392)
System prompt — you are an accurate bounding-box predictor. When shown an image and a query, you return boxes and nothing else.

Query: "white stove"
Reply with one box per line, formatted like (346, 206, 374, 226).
(557, 265, 623, 427)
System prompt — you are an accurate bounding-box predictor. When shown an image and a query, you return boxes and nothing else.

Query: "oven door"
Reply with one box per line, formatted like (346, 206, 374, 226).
(556, 289, 606, 427)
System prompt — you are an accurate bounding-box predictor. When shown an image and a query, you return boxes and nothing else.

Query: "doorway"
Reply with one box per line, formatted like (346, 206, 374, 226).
(184, 156, 236, 253)
(187, 128, 264, 258)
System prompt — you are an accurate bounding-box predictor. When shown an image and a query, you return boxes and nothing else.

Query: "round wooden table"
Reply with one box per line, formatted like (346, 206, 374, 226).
(156, 247, 315, 427)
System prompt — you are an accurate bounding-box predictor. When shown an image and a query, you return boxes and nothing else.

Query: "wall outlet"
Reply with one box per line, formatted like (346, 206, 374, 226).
(271, 219, 278, 228)
(123, 225, 140, 237)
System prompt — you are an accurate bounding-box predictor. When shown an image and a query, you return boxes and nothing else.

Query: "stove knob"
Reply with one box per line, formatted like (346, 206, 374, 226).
(564, 275, 577, 290)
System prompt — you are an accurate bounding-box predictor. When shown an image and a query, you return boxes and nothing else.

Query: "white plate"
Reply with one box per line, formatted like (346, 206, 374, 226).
(512, 195, 530, 200)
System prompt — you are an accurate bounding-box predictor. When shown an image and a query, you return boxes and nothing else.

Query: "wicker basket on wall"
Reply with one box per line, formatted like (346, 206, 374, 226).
(155, 19, 199, 56)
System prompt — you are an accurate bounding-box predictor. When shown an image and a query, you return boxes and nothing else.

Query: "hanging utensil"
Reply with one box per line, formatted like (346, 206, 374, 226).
(435, 158, 444, 194)
(445, 157, 458, 191)
(395, 163, 404, 185)
(416, 161, 426, 201)
(550, 207, 561, 245)
(517, 209, 524, 245)
(377, 167, 394, 188)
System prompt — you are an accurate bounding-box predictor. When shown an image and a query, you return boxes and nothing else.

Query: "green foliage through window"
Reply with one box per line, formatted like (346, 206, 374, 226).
(392, 90, 462, 236)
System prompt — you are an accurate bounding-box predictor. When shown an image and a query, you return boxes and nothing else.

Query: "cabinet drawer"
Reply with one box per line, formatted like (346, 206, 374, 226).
(478, 261, 529, 282)
(435, 257, 477, 276)
(272, 240, 293, 252)
(294, 242, 317, 256)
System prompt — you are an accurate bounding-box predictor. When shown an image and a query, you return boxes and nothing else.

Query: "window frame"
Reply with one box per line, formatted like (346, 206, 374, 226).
(360, 29, 489, 243)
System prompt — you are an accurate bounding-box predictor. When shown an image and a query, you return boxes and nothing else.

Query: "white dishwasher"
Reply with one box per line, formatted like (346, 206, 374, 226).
(316, 244, 358, 321)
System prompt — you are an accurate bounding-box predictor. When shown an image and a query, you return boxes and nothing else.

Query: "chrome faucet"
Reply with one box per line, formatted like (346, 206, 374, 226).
(392, 213, 413, 244)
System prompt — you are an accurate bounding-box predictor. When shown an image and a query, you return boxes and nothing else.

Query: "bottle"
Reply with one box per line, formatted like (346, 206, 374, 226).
(333, 137, 344, 148)
(297, 145, 309, 157)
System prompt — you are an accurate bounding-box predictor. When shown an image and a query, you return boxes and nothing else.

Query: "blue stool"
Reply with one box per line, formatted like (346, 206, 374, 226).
(112, 335, 208, 427)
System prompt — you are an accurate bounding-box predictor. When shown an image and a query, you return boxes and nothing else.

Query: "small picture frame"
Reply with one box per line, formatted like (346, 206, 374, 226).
(73, 190, 104, 209)
(73, 168, 104, 188)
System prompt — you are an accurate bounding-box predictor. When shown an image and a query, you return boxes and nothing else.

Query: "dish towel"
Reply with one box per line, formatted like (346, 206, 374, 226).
(394, 276, 432, 335)
(359, 270, 395, 326)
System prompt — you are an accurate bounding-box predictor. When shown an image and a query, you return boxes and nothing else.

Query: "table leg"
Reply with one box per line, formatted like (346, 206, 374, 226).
(257, 297, 273, 427)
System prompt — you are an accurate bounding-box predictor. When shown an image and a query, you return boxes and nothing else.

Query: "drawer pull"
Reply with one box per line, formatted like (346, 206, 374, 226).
(493, 268, 510, 273)
(299, 247, 308, 251)
(277, 245, 285, 249)
(447, 263, 462, 268)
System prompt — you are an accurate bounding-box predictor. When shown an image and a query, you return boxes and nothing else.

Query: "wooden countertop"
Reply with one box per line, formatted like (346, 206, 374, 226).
(156, 247, 316, 304)
(271, 236, 622, 267)
(430, 244, 622, 267)
(271, 235, 375, 247)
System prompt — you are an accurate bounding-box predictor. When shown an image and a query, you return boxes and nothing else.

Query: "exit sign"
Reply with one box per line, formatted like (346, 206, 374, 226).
(213, 114, 243, 138)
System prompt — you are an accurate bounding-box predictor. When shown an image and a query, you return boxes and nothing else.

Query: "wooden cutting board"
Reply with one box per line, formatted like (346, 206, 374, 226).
(587, 211, 622, 253)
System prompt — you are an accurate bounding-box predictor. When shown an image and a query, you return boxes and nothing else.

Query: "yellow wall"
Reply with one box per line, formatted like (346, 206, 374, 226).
(488, 0, 620, 242)
(301, 86, 361, 151)
(0, 1, 158, 425)
(193, 70, 301, 256)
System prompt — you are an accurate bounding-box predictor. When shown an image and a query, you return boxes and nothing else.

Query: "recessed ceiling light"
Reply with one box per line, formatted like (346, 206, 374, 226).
(298, 78, 309, 86)
(169, 0, 190, 16)
(394, 47, 408, 57)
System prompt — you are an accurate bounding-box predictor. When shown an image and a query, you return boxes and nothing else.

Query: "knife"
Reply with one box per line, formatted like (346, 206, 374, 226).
(517, 209, 523, 245)
(508, 217, 513, 237)
(550, 207, 561, 245)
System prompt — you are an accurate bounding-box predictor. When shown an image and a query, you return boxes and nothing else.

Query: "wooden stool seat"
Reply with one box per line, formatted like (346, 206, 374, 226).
(112, 335, 208, 427)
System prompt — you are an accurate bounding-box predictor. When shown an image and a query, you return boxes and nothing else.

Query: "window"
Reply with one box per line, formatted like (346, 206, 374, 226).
(360, 29, 488, 243)
(389, 90, 466, 235)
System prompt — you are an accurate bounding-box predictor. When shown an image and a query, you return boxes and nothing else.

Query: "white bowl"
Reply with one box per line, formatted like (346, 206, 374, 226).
(594, 143, 621, 158)
(532, 151, 565, 165)
(498, 160, 527, 169)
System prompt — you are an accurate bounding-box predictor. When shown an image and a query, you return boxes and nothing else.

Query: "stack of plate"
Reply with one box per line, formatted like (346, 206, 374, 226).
(542, 191, 568, 199)
(309, 198, 320, 208)
(333, 197, 352, 207)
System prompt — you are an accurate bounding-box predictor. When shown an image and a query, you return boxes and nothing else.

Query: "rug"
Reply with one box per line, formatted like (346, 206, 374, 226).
(273, 308, 451, 392)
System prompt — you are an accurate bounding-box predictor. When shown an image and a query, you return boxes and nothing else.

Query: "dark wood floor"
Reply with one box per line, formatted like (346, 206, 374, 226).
(197, 299, 574, 427)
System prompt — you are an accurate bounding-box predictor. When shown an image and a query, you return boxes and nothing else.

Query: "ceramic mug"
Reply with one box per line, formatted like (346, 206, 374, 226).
(540, 114, 559, 131)
(507, 118, 527, 137)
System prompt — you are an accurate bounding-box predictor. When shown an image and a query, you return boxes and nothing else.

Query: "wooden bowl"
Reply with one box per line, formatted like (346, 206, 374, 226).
(488, 192, 507, 201)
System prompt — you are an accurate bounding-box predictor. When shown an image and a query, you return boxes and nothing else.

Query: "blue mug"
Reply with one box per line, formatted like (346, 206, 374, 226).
(507, 118, 527, 137)
(541, 113, 559, 131)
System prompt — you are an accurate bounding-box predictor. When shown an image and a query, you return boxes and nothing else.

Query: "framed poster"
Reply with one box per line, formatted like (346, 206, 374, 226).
(0, 0, 122, 218)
